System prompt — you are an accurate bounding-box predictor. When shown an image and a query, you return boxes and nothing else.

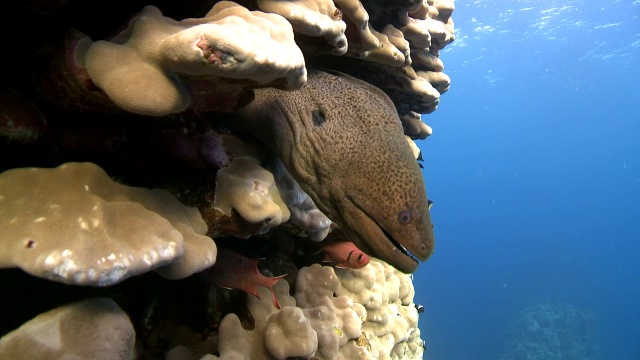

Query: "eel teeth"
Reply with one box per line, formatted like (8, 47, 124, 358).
(398, 243, 419, 262)
(382, 227, 419, 262)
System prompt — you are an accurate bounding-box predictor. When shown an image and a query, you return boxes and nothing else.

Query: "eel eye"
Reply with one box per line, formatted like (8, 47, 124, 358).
(398, 210, 412, 224)
(312, 110, 326, 126)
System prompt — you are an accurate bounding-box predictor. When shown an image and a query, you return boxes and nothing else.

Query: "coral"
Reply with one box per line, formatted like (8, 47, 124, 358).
(255, 0, 348, 55)
(211, 282, 316, 360)
(500, 302, 600, 360)
(0, 298, 135, 360)
(78, 1, 307, 116)
(0, 162, 216, 286)
(295, 264, 368, 359)
(207, 135, 290, 237)
(335, 259, 423, 360)
(401, 111, 433, 140)
(312, 0, 455, 118)
(208, 260, 422, 359)
(333, 0, 379, 53)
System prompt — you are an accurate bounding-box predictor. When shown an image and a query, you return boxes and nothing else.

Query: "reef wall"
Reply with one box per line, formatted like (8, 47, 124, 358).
(0, 0, 455, 358)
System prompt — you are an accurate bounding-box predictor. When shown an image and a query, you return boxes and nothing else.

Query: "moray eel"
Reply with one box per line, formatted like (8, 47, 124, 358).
(235, 69, 434, 273)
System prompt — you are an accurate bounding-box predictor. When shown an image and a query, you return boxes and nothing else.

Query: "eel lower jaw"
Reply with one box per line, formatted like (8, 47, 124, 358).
(345, 197, 420, 273)
(380, 226, 420, 263)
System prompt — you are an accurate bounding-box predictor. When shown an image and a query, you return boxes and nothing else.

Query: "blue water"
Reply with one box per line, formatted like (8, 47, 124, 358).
(413, 1, 640, 359)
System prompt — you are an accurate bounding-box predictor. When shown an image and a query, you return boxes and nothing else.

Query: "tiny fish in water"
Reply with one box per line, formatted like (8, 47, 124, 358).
(208, 248, 286, 309)
(319, 240, 370, 269)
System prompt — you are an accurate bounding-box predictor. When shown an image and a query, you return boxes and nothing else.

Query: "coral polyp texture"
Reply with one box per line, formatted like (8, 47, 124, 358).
(1, 0, 455, 358)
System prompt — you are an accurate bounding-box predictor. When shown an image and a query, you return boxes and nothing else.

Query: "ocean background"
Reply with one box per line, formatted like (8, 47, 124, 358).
(413, 0, 640, 359)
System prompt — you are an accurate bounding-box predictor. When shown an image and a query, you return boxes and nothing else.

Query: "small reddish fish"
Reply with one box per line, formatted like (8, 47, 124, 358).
(320, 240, 370, 269)
(209, 248, 286, 309)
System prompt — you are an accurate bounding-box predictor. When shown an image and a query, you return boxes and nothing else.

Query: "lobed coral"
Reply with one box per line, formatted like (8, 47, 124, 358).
(187, 259, 421, 360)
(1, 0, 456, 358)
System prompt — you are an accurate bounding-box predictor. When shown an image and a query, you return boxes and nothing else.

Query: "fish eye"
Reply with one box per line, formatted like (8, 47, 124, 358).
(398, 210, 412, 224)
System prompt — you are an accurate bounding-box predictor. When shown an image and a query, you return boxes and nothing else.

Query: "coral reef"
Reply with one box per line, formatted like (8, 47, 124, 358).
(500, 302, 600, 360)
(193, 259, 422, 360)
(0, 298, 135, 360)
(0, 0, 455, 358)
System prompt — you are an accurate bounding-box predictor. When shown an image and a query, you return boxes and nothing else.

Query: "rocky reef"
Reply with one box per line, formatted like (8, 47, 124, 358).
(0, 0, 455, 358)
(500, 302, 600, 360)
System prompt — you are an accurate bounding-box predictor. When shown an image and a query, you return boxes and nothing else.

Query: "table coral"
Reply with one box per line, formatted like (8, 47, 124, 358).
(255, 0, 348, 55)
(0, 298, 135, 360)
(0, 162, 216, 286)
(78, 1, 307, 116)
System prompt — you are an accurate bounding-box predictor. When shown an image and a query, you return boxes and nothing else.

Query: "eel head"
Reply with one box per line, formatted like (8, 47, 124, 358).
(334, 176, 434, 274)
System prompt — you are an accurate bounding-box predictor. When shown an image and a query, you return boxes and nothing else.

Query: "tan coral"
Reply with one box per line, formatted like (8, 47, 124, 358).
(256, 0, 348, 55)
(0, 162, 216, 286)
(405, 136, 421, 159)
(264, 307, 319, 359)
(335, 259, 423, 360)
(433, 0, 455, 22)
(210, 281, 316, 360)
(212, 158, 290, 235)
(208, 261, 424, 359)
(83, 1, 306, 116)
(417, 70, 451, 94)
(0, 298, 135, 360)
(334, 0, 379, 52)
(399, 11, 432, 49)
(211, 136, 291, 237)
(411, 48, 444, 72)
(295, 265, 366, 359)
(393, 66, 442, 112)
(358, 27, 408, 67)
(401, 111, 433, 140)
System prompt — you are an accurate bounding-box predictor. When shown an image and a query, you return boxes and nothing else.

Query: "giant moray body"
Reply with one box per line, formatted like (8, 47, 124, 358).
(236, 70, 434, 273)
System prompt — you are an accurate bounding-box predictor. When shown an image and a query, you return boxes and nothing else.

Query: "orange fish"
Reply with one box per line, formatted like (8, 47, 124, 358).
(320, 241, 370, 269)
(209, 248, 286, 309)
